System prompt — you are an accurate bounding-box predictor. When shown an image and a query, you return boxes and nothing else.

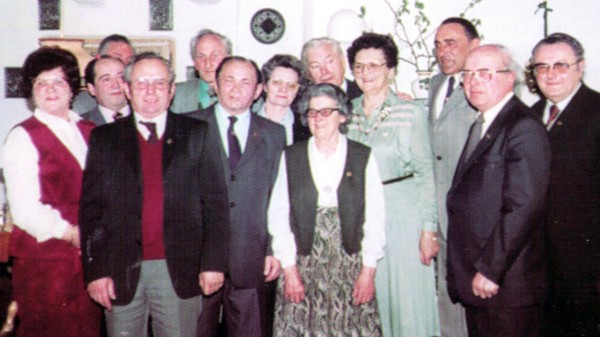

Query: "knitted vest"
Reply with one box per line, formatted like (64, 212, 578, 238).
(285, 139, 369, 256)
(9, 117, 93, 259)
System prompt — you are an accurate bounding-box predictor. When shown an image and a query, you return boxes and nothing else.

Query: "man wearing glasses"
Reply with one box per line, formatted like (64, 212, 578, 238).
(80, 53, 228, 336)
(529, 33, 600, 337)
(446, 44, 550, 337)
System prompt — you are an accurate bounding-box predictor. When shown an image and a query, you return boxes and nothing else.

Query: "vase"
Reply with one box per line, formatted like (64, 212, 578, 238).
(411, 71, 432, 101)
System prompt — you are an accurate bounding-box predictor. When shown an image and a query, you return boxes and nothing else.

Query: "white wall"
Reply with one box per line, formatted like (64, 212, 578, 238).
(1, 0, 599, 167)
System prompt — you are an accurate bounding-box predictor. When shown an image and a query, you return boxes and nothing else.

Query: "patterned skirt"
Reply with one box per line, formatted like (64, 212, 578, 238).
(273, 207, 382, 337)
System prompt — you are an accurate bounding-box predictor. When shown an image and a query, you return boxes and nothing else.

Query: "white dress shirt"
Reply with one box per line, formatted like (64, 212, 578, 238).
(134, 111, 167, 140)
(480, 93, 514, 138)
(434, 75, 458, 119)
(268, 136, 386, 268)
(215, 104, 251, 155)
(542, 83, 581, 129)
(3, 109, 88, 242)
(99, 104, 130, 123)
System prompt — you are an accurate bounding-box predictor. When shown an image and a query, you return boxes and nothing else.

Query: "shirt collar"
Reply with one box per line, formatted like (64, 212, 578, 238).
(34, 108, 81, 125)
(134, 111, 168, 138)
(480, 92, 514, 135)
(98, 104, 130, 122)
(547, 82, 582, 112)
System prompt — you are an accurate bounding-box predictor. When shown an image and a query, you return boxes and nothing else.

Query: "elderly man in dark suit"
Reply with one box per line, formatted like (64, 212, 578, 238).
(446, 45, 550, 337)
(185, 56, 286, 337)
(427, 17, 480, 337)
(528, 33, 600, 337)
(80, 53, 228, 337)
(81, 56, 129, 125)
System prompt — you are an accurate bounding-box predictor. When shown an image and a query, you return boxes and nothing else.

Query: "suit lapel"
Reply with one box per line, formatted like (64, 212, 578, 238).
(237, 115, 264, 169)
(118, 115, 142, 181)
(453, 97, 519, 185)
(162, 112, 180, 174)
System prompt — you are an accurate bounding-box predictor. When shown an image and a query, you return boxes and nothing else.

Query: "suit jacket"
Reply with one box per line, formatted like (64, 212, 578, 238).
(446, 96, 550, 307)
(531, 84, 600, 283)
(81, 106, 106, 126)
(428, 74, 478, 238)
(345, 79, 363, 101)
(79, 112, 228, 305)
(185, 106, 286, 288)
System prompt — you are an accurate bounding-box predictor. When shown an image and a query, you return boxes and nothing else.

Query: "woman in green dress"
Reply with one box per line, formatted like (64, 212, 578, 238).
(346, 33, 440, 337)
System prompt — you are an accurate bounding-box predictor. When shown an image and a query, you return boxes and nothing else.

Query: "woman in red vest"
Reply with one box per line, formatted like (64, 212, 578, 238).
(3, 47, 100, 337)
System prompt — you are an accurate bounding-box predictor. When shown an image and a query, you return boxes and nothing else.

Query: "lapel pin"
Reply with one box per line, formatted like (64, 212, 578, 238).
(166, 138, 174, 145)
(346, 171, 353, 177)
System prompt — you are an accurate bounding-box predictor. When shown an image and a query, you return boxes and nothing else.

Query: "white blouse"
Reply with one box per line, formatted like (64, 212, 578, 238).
(268, 136, 386, 269)
(3, 109, 88, 242)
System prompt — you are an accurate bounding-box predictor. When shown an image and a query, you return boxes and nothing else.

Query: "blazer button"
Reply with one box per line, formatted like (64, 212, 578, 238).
(230, 174, 236, 182)
(229, 202, 236, 208)
(436, 155, 442, 160)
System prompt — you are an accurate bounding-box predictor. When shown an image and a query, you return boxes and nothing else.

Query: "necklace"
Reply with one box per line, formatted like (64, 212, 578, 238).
(353, 104, 391, 134)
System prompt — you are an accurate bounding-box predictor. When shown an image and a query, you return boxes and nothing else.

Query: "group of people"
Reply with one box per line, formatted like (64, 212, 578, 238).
(2, 16, 598, 337)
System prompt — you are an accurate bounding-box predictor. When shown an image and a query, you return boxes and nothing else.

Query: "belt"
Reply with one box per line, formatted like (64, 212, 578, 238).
(382, 174, 414, 185)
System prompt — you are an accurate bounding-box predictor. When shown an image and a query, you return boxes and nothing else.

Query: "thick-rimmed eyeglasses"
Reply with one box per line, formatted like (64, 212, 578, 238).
(33, 78, 69, 90)
(307, 108, 339, 118)
(532, 61, 580, 75)
(352, 62, 387, 73)
(460, 69, 511, 82)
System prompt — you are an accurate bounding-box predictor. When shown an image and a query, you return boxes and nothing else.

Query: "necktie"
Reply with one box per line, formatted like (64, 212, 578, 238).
(444, 76, 455, 104)
(463, 114, 485, 161)
(113, 111, 124, 121)
(139, 121, 159, 144)
(547, 104, 560, 126)
(227, 116, 242, 170)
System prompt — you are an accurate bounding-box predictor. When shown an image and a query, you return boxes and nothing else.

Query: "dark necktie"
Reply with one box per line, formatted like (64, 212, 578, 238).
(112, 111, 124, 121)
(463, 114, 485, 161)
(547, 104, 560, 126)
(227, 116, 242, 169)
(444, 76, 455, 104)
(139, 121, 159, 144)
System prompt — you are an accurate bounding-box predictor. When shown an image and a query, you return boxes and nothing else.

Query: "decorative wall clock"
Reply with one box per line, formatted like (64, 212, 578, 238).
(250, 8, 285, 44)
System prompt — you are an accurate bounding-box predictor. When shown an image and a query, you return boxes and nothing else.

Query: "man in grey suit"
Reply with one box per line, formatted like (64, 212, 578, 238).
(73, 34, 135, 114)
(427, 17, 480, 337)
(171, 30, 232, 113)
(81, 56, 130, 125)
(186, 56, 285, 337)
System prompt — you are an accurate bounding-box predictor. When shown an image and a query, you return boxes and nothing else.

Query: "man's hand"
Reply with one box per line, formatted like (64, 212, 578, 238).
(353, 266, 376, 306)
(283, 266, 305, 303)
(419, 230, 440, 266)
(264, 256, 281, 282)
(472, 272, 499, 299)
(199, 271, 224, 296)
(87, 277, 116, 310)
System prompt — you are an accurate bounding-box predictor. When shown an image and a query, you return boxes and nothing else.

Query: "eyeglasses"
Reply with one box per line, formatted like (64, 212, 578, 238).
(33, 78, 69, 90)
(532, 61, 580, 75)
(460, 69, 511, 82)
(352, 62, 387, 73)
(131, 79, 171, 91)
(307, 107, 340, 118)
(269, 79, 300, 91)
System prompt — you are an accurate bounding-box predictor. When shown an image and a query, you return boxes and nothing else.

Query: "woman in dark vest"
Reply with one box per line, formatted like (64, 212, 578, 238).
(3, 47, 100, 337)
(268, 83, 386, 336)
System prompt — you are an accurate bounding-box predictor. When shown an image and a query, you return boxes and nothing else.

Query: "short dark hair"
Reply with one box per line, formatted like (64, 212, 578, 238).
(296, 83, 352, 134)
(346, 33, 399, 69)
(216, 56, 262, 86)
(123, 52, 175, 84)
(97, 34, 132, 55)
(531, 32, 584, 62)
(84, 55, 124, 85)
(22, 46, 80, 98)
(440, 17, 480, 40)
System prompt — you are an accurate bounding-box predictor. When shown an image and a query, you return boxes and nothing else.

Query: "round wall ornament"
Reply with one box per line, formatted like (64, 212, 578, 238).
(250, 8, 285, 44)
